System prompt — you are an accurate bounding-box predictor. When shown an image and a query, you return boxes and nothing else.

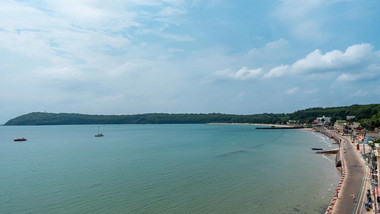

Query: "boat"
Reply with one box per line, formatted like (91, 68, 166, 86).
(311, 148, 323, 150)
(95, 126, 104, 137)
(14, 137, 27, 141)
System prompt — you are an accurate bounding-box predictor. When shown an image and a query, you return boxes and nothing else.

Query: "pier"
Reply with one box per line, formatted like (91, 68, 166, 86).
(315, 148, 339, 154)
(315, 148, 342, 167)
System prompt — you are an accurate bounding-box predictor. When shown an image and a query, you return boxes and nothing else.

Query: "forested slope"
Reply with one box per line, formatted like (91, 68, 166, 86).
(4, 104, 380, 129)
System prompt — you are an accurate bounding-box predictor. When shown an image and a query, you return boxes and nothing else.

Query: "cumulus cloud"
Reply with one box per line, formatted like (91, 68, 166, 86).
(235, 67, 263, 80)
(264, 65, 290, 79)
(263, 43, 380, 81)
(205, 43, 380, 84)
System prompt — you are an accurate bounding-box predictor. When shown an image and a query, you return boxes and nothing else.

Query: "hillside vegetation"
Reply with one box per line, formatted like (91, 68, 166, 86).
(4, 104, 380, 130)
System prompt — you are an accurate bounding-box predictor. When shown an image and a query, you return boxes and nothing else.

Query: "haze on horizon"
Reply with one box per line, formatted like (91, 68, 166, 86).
(1, 0, 380, 124)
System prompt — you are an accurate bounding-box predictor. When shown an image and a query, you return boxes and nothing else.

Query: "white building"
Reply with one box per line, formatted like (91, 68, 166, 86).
(316, 115, 331, 125)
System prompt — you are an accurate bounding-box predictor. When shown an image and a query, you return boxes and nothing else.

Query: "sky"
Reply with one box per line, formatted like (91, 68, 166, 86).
(1, 0, 380, 124)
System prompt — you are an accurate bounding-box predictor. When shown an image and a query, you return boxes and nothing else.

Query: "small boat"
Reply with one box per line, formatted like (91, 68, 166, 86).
(14, 137, 27, 141)
(95, 133, 104, 137)
(311, 148, 323, 151)
(95, 126, 104, 137)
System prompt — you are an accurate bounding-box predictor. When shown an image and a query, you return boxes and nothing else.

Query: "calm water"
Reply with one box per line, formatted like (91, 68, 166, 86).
(0, 124, 339, 214)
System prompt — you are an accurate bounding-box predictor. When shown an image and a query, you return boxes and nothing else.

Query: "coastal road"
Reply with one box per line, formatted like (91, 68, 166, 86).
(328, 131, 367, 214)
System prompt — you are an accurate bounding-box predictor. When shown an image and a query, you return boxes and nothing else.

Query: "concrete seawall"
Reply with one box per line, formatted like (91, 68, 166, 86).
(315, 128, 342, 167)
(314, 127, 366, 214)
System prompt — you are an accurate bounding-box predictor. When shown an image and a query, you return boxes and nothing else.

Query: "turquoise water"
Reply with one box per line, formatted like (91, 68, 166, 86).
(0, 124, 339, 214)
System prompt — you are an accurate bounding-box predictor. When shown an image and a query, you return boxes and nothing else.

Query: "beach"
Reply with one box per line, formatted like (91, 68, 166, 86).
(208, 122, 296, 127)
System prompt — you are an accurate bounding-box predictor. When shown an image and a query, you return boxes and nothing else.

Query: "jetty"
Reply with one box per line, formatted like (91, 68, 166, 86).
(315, 148, 339, 154)
(315, 148, 341, 167)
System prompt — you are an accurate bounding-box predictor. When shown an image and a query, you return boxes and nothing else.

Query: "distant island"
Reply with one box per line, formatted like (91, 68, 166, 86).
(4, 104, 380, 130)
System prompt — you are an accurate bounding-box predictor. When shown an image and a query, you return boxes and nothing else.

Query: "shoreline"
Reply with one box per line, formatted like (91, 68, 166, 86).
(314, 128, 368, 213)
(312, 128, 343, 213)
(207, 122, 294, 127)
(208, 122, 316, 132)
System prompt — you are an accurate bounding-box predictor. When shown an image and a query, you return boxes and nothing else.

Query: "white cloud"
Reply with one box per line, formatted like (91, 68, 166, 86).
(351, 90, 368, 97)
(263, 43, 380, 81)
(0, 0, 194, 84)
(336, 73, 356, 82)
(201, 39, 292, 82)
(336, 70, 380, 82)
(286, 87, 298, 94)
(207, 66, 263, 82)
(264, 65, 289, 79)
(0, 0, 191, 57)
(235, 67, 263, 80)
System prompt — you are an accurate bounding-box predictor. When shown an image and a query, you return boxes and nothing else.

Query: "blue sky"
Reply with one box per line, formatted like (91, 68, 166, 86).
(1, 0, 380, 123)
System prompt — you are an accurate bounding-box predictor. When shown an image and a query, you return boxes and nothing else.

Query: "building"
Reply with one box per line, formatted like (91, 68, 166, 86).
(347, 122, 361, 135)
(287, 120, 298, 125)
(334, 120, 346, 134)
(316, 115, 331, 125)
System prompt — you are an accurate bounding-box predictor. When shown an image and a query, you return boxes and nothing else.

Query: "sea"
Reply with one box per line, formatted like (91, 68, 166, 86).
(0, 124, 340, 214)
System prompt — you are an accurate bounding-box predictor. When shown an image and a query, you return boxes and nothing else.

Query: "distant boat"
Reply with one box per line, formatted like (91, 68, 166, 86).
(311, 148, 323, 151)
(14, 137, 27, 142)
(95, 126, 104, 137)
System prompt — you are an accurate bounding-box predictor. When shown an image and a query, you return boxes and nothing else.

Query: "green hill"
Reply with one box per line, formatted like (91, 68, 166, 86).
(4, 104, 380, 130)
(4, 112, 285, 126)
(289, 104, 380, 128)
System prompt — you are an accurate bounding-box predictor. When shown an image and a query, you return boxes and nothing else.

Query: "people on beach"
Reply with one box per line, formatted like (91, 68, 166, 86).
(351, 193, 356, 203)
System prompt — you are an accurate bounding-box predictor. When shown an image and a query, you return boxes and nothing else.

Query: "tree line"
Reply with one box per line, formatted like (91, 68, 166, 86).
(4, 104, 380, 130)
